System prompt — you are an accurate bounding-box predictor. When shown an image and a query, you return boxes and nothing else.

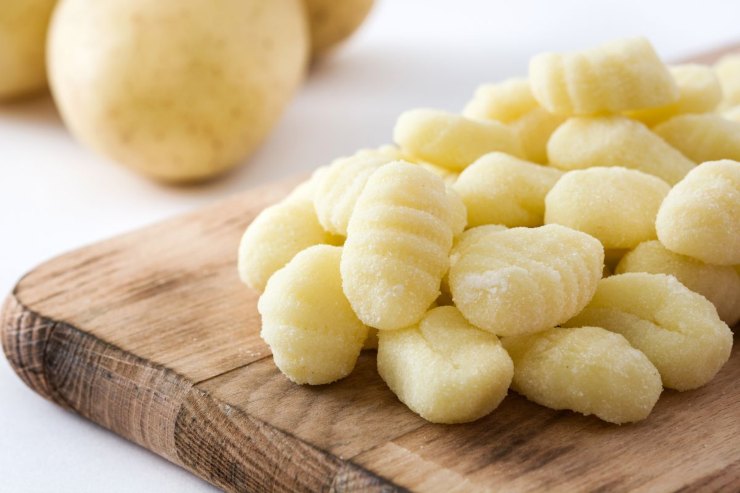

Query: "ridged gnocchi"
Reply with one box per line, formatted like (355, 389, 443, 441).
(454, 152, 562, 228)
(238, 196, 335, 292)
(313, 150, 396, 236)
(653, 114, 740, 163)
(656, 160, 740, 265)
(238, 36, 738, 426)
(716, 55, 740, 107)
(616, 240, 740, 326)
(393, 108, 523, 171)
(626, 64, 722, 126)
(545, 167, 671, 249)
(258, 245, 369, 385)
(377, 306, 514, 424)
(449, 224, 603, 336)
(529, 37, 678, 116)
(341, 162, 461, 330)
(502, 326, 662, 424)
(565, 273, 733, 391)
(547, 116, 695, 185)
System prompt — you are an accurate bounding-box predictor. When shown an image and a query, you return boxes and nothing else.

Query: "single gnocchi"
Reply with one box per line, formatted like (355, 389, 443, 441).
(656, 160, 740, 265)
(502, 326, 662, 424)
(627, 64, 722, 126)
(454, 152, 562, 228)
(616, 240, 740, 326)
(716, 55, 740, 107)
(393, 108, 523, 171)
(547, 116, 695, 185)
(565, 273, 733, 391)
(341, 162, 462, 330)
(545, 167, 671, 249)
(462, 78, 539, 123)
(529, 37, 678, 116)
(449, 224, 603, 337)
(258, 245, 369, 385)
(238, 196, 335, 292)
(377, 306, 513, 424)
(313, 149, 398, 236)
(653, 114, 740, 163)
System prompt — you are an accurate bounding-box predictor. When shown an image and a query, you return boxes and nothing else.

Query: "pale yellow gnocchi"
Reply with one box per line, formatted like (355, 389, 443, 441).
(377, 306, 513, 424)
(547, 116, 695, 185)
(627, 64, 722, 126)
(239, 36, 738, 426)
(716, 55, 740, 107)
(502, 326, 662, 424)
(653, 114, 740, 163)
(462, 78, 539, 123)
(341, 161, 462, 330)
(529, 37, 678, 116)
(565, 273, 733, 391)
(656, 160, 740, 266)
(238, 196, 335, 292)
(509, 107, 566, 164)
(449, 224, 603, 336)
(616, 240, 740, 326)
(313, 150, 397, 236)
(258, 245, 369, 385)
(454, 152, 562, 228)
(545, 167, 671, 249)
(393, 108, 523, 171)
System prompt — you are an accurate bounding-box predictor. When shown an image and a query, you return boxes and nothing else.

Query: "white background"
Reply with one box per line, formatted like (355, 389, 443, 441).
(1, 1, 739, 491)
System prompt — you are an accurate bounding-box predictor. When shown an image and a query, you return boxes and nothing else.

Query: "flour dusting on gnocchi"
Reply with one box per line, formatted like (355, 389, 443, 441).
(237, 36, 739, 426)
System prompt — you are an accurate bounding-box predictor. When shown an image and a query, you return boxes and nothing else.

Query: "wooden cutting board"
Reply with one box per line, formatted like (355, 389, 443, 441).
(3, 44, 740, 492)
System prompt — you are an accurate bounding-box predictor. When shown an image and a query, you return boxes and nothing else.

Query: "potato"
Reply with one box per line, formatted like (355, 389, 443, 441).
(304, 0, 374, 58)
(0, 0, 57, 100)
(48, 0, 308, 182)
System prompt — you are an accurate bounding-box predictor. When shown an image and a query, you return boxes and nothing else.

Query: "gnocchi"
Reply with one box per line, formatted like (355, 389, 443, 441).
(502, 326, 662, 424)
(238, 36, 738, 426)
(627, 64, 722, 126)
(449, 224, 603, 336)
(653, 114, 740, 163)
(462, 78, 539, 123)
(377, 306, 513, 424)
(544, 167, 671, 249)
(547, 116, 695, 185)
(313, 150, 397, 236)
(341, 162, 461, 330)
(393, 108, 523, 171)
(509, 107, 566, 164)
(656, 160, 740, 265)
(238, 196, 335, 292)
(454, 152, 562, 228)
(565, 273, 733, 391)
(616, 240, 740, 326)
(529, 37, 678, 115)
(258, 245, 369, 385)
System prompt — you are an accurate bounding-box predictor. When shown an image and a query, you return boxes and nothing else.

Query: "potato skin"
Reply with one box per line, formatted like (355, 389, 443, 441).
(304, 0, 373, 58)
(0, 0, 57, 100)
(48, 0, 308, 182)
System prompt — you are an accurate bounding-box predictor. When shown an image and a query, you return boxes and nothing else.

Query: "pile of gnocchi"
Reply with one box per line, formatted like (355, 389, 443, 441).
(238, 37, 739, 425)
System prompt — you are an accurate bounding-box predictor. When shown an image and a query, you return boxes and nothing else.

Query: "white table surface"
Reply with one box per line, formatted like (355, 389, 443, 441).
(2, 1, 739, 491)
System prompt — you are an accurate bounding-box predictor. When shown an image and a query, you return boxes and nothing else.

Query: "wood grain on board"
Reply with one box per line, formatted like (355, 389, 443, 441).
(3, 45, 740, 492)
